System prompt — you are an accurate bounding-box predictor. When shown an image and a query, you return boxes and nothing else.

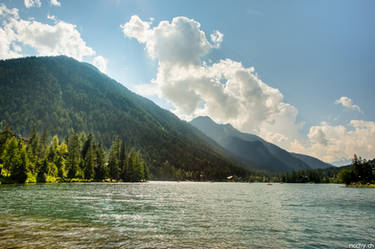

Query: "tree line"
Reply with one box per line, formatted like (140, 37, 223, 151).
(0, 125, 150, 183)
(337, 154, 374, 185)
(278, 154, 374, 185)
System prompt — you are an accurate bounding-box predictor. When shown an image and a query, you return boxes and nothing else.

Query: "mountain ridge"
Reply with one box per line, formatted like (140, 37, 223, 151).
(190, 116, 332, 172)
(0, 56, 250, 180)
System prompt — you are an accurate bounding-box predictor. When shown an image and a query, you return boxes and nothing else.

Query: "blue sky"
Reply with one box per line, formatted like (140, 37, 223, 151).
(1, 0, 374, 164)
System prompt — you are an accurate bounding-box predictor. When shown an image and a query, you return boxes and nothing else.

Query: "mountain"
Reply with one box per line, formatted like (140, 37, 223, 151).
(191, 116, 332, 172)
(0, 56, 250, 180)
(290, 153, 332, 169)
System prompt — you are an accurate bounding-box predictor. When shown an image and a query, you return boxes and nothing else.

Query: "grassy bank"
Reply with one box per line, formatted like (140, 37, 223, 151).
(347, 184, 375, 188)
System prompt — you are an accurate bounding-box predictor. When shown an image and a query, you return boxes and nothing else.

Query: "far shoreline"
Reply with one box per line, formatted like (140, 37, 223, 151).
(346, 184, 375, 188)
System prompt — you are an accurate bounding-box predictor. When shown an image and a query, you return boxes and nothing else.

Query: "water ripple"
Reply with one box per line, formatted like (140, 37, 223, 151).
(0, 182, 374, 248)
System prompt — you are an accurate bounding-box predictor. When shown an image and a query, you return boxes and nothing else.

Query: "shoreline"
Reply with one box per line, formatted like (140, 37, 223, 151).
(346, 184, 375, 188)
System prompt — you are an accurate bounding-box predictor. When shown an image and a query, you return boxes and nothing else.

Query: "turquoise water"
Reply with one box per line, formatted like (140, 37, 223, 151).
(0, 182, 374, 248)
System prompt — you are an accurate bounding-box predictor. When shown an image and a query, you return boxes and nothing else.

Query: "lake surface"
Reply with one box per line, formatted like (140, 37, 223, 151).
(0, 182, 374, 248)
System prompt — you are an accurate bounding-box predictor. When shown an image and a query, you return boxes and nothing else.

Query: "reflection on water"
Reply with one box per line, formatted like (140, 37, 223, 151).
(0, 182, 374, 248)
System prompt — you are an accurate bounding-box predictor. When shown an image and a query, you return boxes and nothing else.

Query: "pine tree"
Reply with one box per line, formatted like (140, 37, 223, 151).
(67, 132, 81, 178)
(82, 134, 96, 179)
(0, 125, 14, 176)
(37, 158, 58, 182)
(126, 149, 146, 182)
(27, 126, 41, 167)
(84, 145, 96, 180)
(1, 136, 18, 177)
(108, 137, 120, 181)
(40, 127, 49, 159)
(94, 143, 107, 181)
(1, 137, 29, 183)
(12, 139, 29, 183)
(119, 141, 127, 181)
(0, 125, 13, 157)
(56, 141, 68, 178)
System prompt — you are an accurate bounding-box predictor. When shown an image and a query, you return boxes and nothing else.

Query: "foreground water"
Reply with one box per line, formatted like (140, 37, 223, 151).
(0, 182, 374, 248)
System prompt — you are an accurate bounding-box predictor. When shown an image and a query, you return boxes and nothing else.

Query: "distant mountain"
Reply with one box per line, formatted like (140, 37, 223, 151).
(0, 56, 250, 180)
(191, 116, 332, 172)
(290, 153, 332, 169)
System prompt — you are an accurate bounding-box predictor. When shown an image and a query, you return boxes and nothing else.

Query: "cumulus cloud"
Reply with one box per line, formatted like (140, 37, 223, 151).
(24, 0, 41, 8)
(291, 120, 375, 163)
(122, 15, 304, 149)
(0, 3, 95, 61)
(335, 96, 361, 112)
(50, 0, 61, 7)
(93, 55, 108, 73)
(122, 15, 216, 67)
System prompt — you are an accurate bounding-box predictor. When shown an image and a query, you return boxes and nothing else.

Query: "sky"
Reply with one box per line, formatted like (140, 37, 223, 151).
(0, 0, 374, 165)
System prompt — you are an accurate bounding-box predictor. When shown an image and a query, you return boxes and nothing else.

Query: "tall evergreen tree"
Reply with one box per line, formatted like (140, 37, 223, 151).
(1, 136, 18, 177)
(94, 143, 107, 181)
(132, 151, 145, 182)
(67, 132, 81, 178)
(27, 126, 41, 168)
(108, 137, 120, 180)
(56, 141, 68, 178)
(81, 134, 96, 179)
(125, 149, 148, 182)
(37, 157, 58, 183)
(84, 145, 96, 179)
(12, 139, 30, 183)
(119, 141, 127, 181)
(0, 125, 13, 157)
(40, 127, 49, 159)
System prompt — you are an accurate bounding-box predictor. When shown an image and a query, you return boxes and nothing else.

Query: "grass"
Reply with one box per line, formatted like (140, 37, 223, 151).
(347, 184, 375, 188)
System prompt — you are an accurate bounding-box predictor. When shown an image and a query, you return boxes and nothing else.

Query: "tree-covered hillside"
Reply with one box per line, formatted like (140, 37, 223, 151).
(0, 56, 250, 180)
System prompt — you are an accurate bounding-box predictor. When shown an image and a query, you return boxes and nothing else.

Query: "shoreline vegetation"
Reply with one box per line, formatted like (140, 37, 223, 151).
(347, 184, 375, 188)
(0, 125, 374, 186)
(0, 125, 150, 184)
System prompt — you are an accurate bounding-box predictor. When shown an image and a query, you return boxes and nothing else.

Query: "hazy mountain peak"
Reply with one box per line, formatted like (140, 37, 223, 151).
(191, 116, 331, 172)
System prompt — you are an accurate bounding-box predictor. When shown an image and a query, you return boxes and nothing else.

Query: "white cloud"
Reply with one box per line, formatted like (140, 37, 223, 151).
(50, 0, 61, 7)
(1, 4, 108, 78)
(24, 0, 41, 8)
(0, 4, 22, 59)
(0, 4, 19, 18)
(291, 120, 375, 163)
(335, 96, 361, 112)
(0, 4, 95, 61)
(122, 15, 304, 149)
(93, 55, 107, 73)
(122, 15, 217, 67)
(47, 14, 56, 21)
(210, 30, 223, 48)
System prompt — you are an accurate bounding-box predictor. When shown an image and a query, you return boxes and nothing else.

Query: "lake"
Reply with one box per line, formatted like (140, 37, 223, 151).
(0, 182, 374, 248)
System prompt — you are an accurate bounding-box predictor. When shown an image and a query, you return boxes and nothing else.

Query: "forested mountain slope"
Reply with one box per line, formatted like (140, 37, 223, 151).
(0, 56, 249, 180)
